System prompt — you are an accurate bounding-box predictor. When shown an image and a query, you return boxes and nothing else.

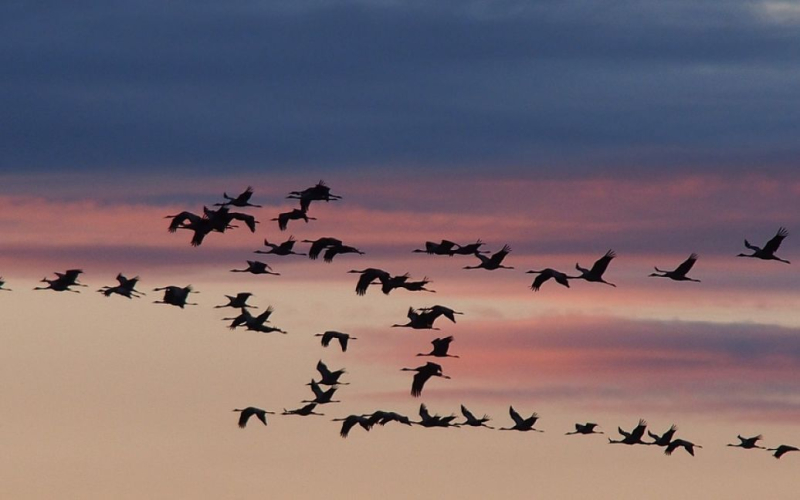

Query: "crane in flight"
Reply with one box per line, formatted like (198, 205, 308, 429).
(254, 236, 307, 256)
(282, 403, 324, 416)
(727, 434, 766, 450)
(215, 186, 262, 208)
(463, 245, 513, 270)
(459, 405, 493, 429)
(649, 254, 701, 282)
(364, 410, 413, 427)
(500, 406, 543, 432)
(401, 362, 450, 397)
(416, 404, 459, 428)
(526, 268, 571, 291)
(648, 424, 679, 447)
(416, 336, 459, 358)
(34, 269, 86, 293)
(230, 261, 280, 276)
(573, 250, 617, 286)
(215, 292, 255, 309)
(767, 444, 799, 459)
(302, 380, 341, 404)
(332, 415, 373, 438)
(566, 423, 603, 436)
(287, 180, 342, 211)
(314, 360, 348, 385)
(153, 285, 197, 308)
(233, 407, 275, 428)
(450, 239, 488, 256)
(609, 419, 648, 445)
(738, 227, 790, 264)
(315, 331, 357, 352)
(348, 268, 391, 296)
(98, 274, 145, 298)
(412, 240, 459, 256)
(272, 208, 315, 231)
(665, 439, 702, 457)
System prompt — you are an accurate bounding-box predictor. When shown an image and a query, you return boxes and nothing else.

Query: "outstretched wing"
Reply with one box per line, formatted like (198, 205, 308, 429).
(764, 227, 788, 254)
(674, 254, 698, 276)
(509, 406, 524, 426)
(590, 250, 616, 276)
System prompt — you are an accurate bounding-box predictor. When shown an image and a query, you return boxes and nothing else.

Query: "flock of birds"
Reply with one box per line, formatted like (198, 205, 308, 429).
(4, 181, 797, 460)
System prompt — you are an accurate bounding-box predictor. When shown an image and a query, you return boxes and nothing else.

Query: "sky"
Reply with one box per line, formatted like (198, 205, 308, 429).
(2, 1, 800, 499)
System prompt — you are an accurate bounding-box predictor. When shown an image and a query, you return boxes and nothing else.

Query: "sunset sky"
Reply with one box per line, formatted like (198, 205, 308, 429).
(3, 1, 800, 499)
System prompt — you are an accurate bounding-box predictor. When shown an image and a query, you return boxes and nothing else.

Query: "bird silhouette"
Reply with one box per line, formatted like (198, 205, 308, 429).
(665, 439, 702, 456)
(450, 239, 488, 256)
(727, 434, 766, 449)
(574, 250, 617, 286)
(459, 405, 493, 429)
(254, 236, 307, 256)
(526, 268, 571, 291)
(98, 274, 144, 299)
(287, 180, 342, 211)
(392, 307, 439, 330)
(395, 276, 436, 293)
(463, 244, 513, 270)
(304, 237, 344, 260)
(768, 444, 799, 459)
(347, 268, 391, 296)
(282, 403, 324, 416)
(500, 406, 543, 432)
(332, 415, 373, 438)
(649, 254, 701, 282)
(738, 227, 790, 264)
(315, 331, 357, 352)
(412, 240, 459, 256)
(153, 285, 197, 308)
(417, 336, 459, 358)
(0, 277, 10, 291)
(566, 423, 603, 435)
(401, 362, 450, 397)
(609, 419, 648, 445)
(230, 261, 280, 276)
(364, 410, 413, 427)
(418, 305, 463, 323)
(222, 306, 273, 330)
(214, 292, 255, 309)
(216, 186, 262, 208)
(323, 243, 365, 263)
(648, 424, 679, 447)
(302, 379, 340, 404)
(314, 360, 348, 385)
(272, 208, 315, 231)
(416, 403, 458, 428)
(34, 269, 86, 293)
(233, 407, 275, 428)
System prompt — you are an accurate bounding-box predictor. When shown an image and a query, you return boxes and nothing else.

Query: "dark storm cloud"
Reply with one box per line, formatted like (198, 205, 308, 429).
(2, 0, 799, 173)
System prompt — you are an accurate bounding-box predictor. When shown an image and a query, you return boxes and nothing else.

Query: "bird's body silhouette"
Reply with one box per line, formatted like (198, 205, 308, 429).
(393, 307, 438, 330)
(768, 444, 799, 459)
(451, 239, 488, 256)
(216, 186, 261, 208)
(463, 245, 513, 270)
(526, 268, 571, 291)
(0, 277, 10, 291)
(315, 360, 348, 385)
(333, 415, 373, 438)
(648, 424, 678, 447)
(566, 423, 603, 435)
(303, 380, 340, 404)
(215, 292, 254, 309)
(738, 227, 790, 264)
(413, 240, 459, 256)
(364, 410, 413, 427)
(727, 434, 766, 450)
(574, 250, 617, 286)
(649, 254, 700, 282)
(323, 244, 364, 263)
(230, 261, 280, 276)
(315, 331, 357, 352)
(417, 336, 459, 358)
(395, 277, 435, 293)
(282, 403, 324, 416)
(287, 180, 342, 211)
(98, 274, 144, 299)
(665, 439, 702, 456)
(459, 405, 493, 429)
(304, 237, 344, 260)
(223, 306, 285, 333)
(233, 407, 275, 428)
(401, 362, 450, 397)
(500, 406, 543, 432)
(609, 419, 648, 445)
(348, 268, 391, 296)
(35, 269, 86, 293)
(273, 208, 315, 231)
(153, 285, 197, 308)
(254, 236, 306, 256)
(165, 210, 213, 246)
(416, 404, 458, 428)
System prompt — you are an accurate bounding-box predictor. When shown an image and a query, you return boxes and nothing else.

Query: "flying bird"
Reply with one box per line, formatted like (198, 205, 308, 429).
(566, 423, 603, 436)
(302, 379, 340, 404)
(416, 404, 458, 428)
(416, 336, 459, 358)
(768, 444, 799, 459)
(574, 250, 617, 287)
(401, 362, 450, 397)
(0, 277, 10, 291)
(526, 268, 571, 291)
(304, 237, 343, 260)
(315, 331, 357, 352)
(463, 245, 513, 270)
(287, 180, 342, 211)
(738, 227, 790, 264)
(282, 403, 324, 416)
(500, 406, 543, 432)
(665, 439, 702, 457)
(609, 419, 648, 445)
(98, 274, 144, 299)
(233, 407, 275, 428)
(727, 434, 766, 450)
(348, 268, 391, 296)
(648, 424, 679, 447)
(272, 208, 315, 231)
(649, 254, 701, 282)
(450, 239, 488, 256)
(392, 307, 439, 330)
(417, 305, 463, 323)
(254, 236, 307, 256)
(216, 186, 262, 208)
(230, 261, 280, 276)
(215, 292, 255, 309)
(153, 285, 197, 308)
(323, 244, 365, 263)
(34, 269, 86, 293)
(412, 240, 459, 256)
(459, 405, 493, 429)
(332, 415, 373, 438)
(364, 410, 413, 427)
(315, 360, 348, 385)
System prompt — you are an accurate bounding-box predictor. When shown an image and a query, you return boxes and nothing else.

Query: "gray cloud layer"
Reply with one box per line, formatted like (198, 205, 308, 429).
(3, 1, 799, 173)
